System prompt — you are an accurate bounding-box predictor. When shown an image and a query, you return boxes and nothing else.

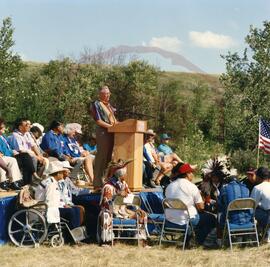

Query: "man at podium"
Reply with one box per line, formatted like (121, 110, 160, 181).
(91, 85, 117, 189)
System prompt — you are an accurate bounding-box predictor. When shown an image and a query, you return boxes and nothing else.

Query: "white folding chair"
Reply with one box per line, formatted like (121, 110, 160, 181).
(159, 198, 195, 250)
(222, 198, 259, 251)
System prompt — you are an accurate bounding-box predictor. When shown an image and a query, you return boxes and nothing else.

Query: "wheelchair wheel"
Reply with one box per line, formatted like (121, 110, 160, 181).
(8, 209, 48, 247)
(50, 234, 64, 247)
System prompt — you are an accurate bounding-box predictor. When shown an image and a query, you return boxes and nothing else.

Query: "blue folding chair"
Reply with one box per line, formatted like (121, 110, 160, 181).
(111, 195, 142, 246)
(140, 192, 164, 235)
(222, 198, 259, 250)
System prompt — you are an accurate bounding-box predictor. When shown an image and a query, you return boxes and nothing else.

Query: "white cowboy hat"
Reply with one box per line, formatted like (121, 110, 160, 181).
(47, 161, 68, 175)
(61, 161, 73, 169)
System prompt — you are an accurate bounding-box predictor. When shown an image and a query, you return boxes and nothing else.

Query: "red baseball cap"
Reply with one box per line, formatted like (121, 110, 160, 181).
(178, 163, 197, 174)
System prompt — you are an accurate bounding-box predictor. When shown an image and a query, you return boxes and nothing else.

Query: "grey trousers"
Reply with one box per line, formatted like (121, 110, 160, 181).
(93, 126, 114, 188)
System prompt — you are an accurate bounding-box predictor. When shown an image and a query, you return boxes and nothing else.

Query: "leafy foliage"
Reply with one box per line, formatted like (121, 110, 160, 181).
(0, 17, 24, 120)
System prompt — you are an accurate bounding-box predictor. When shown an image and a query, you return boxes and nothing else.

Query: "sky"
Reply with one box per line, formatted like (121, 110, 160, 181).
(0, 0, 270, 73)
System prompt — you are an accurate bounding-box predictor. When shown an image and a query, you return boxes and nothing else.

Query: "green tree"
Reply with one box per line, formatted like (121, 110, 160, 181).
(220, 21, 270, 152)
(0, 17, 24, 120)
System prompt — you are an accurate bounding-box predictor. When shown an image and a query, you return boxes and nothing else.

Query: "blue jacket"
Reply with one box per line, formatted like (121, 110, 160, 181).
(40, 130, 65, 160)
(0, 135, 13, 157)
(218, 179, 252, 226)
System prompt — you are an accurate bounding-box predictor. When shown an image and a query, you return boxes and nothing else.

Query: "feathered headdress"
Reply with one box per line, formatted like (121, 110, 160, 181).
(103, 158, 134, 182)
(201, 155, 237, 181)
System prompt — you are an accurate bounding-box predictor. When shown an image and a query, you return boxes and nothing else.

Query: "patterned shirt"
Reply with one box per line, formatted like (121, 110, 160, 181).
(91, 100, 116, 125)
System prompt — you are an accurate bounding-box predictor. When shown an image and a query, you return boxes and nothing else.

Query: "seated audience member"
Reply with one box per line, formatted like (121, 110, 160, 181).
(62, 123, 94, 183)
(0, 118, 39, 186)
(29, 125, 49, 178)
(251, 167, 270, 231)
(242, 168, 260, 193)
(9, 118, 47, 171)
(82, 133, 97, 156)
(29, 125, 43, 147)
(35, 161, 81, 229)
(144, 129, 173, 185)
(31, 123, 45, 146)
(200, 156, 234, 213)
(58, 161, 90, 225)
(40, 120, 66, 161)
(142, 145, 156, 188)
(218, 176, 251, 230)
(160, 162, 185, 195)
(165, 163, 216, 245)
(99, 159, 149, 245)
(157, 133, 183, 164)
(0, 154, 22, 191)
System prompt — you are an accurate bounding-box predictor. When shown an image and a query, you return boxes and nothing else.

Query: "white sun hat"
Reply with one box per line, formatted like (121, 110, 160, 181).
(47, 161, 68, 175)
(61, 161, 73, 170)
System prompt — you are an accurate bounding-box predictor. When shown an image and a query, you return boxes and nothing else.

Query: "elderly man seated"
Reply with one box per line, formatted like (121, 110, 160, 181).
(35, 161, 81, 229)
(165, 163, 216, 246)
(58, 161, 90, 225)
(62, 123, 94, 184)
(251, 167, 270, 241)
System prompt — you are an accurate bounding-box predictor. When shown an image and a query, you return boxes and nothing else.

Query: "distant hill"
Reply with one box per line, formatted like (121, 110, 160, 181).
(23, 61, 222, 97)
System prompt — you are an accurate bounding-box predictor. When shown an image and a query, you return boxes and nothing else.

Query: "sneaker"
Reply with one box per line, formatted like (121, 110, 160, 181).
(9, 181, 21, 191)
(0, 181, 10, 191)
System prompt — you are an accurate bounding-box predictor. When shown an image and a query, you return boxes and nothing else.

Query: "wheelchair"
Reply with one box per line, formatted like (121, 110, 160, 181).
(8, 200, 88, 248)
(8, 202, 67, 248)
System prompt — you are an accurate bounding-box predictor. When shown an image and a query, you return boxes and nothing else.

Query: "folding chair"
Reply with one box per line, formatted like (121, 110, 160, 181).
(222, 198, 259, 251)
(159, 198, 195, 250)
(111, 195, 142, 246)
(140, 192, 164, 235)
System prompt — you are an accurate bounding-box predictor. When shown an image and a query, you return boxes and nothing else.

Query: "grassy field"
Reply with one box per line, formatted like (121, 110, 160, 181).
(1, 243, 270, 267)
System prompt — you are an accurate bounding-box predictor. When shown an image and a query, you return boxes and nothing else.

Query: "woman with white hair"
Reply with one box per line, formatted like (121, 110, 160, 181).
(62, 123, 94, 184)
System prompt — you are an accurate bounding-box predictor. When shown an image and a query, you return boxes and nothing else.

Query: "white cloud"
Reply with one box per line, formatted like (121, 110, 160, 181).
(143, 36, 182, 52)
(189, 31, 236, 49)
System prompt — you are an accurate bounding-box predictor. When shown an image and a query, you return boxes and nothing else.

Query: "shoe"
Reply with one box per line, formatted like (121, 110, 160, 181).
(146, 180, 157, 188)
(0, 181, 10, 191)
(9, 181, 21, 191)
(17, 179, 24, 187)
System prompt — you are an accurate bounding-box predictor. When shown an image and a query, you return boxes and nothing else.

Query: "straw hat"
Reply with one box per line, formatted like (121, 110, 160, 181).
(145, 129, 156, 136)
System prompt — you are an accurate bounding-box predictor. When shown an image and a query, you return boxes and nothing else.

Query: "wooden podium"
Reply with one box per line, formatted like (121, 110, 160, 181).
(108, 119, 147, 191)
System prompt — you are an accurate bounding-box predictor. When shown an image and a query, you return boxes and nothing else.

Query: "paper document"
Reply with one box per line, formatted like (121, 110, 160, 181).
(123, 194, 134, 204)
